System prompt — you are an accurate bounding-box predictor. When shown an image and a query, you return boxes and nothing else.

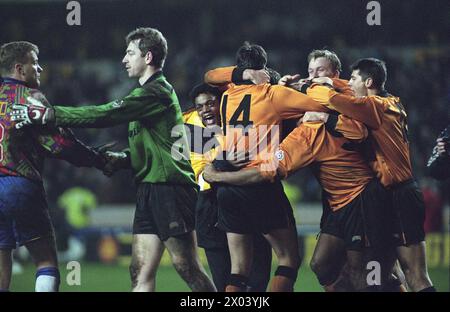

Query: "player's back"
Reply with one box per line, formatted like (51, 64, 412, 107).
(221, 83, 326, 168)
(277, 121, 374, 210)
(367, 93, 413, 187)
(308, 85, 414, 187)
(0, 78, 42, 181)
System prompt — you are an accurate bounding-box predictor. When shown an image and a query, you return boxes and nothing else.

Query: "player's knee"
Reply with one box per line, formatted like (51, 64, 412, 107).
(345, 262, 365, 284)
(277, 248, 300, 269)
(310, 256, 325, 275)
(289, 252, 301, 269)
(310, 257, 339, 286)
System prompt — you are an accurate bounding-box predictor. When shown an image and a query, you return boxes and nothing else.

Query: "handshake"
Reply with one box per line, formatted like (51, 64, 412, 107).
(94, 142, 131, 177)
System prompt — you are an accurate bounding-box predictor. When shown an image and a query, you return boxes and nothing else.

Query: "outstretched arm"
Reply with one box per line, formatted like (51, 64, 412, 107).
(305, 85, 386, 129)
(202, 163, 269, 185)
(34, 127, 106, 169)
(270, 85, 329, 119)
(13, 87, 167, 129)
(204, 66, 270, 86)
(204, 66, 235, 86)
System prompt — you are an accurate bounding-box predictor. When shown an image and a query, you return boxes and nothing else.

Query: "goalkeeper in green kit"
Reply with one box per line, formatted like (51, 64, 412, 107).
(12, 27, 216, 292)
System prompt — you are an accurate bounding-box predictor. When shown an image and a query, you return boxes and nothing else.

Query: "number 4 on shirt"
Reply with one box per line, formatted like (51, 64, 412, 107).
(221, 94, 254, 135)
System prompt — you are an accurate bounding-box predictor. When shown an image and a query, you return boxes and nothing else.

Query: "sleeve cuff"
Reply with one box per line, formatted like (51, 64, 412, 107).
(232, 67, 246, 84)
(300, 81, 312, 94)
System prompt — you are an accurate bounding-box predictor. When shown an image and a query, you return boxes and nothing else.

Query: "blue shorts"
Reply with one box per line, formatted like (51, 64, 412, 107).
(0, 175, 53, 249)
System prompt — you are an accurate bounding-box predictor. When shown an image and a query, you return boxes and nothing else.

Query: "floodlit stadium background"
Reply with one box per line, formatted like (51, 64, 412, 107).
(1, 0, 448, 291)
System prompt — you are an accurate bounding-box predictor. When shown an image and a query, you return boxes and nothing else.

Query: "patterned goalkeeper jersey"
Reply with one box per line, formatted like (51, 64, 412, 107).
(0, 78, 103, 182)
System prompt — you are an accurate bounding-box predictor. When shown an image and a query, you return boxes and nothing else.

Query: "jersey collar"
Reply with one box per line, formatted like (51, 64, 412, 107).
(0, 77, 29, 87)
(378, 89, 390, 98)
(142, 70, 163, 86)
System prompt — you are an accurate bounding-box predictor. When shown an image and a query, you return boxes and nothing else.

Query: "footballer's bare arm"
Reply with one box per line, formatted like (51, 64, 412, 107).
(202, 164, 268, 185)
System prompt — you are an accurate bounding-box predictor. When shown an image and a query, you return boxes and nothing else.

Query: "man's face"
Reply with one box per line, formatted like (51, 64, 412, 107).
(348, 70, 368, 96)
(21, 50, 42, 88)
(308, 57, 338, 79)
(122, 40, 147, 78)
(195, 92, 220, 127)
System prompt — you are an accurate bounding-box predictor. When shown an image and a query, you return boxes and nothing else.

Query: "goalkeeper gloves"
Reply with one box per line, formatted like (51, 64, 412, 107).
(11, 96, 55, 129)
(102, 151, 131, 177)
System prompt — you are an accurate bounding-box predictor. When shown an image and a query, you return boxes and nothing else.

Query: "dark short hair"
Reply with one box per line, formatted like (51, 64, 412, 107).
(189, 83, 222, 104)
(126, 27, 168, 68)
(181, 83, 222, 113)
(235, 41, 267, 70)
(0, 41, 39, 75)
(350, 58, 387, 89)
(307, 49, 342, 73)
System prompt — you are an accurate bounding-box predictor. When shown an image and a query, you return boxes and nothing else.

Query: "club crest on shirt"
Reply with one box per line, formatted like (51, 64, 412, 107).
(275, 149, 284, 161)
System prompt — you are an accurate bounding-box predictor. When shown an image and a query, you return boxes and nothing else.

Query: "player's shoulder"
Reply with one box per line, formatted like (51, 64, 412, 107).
(6, 81, 32, 96)
(372, 91, 401, 109)
(13, 85, 51, 107)
(267, 84, 289, 92)
(130, 80, 174, 102)
(301, 121, 324, 134)
(373, 90, 399, 101)
(288, 122, 317, 142)
(228, 82, 272, 90)
(267, 84, 302, 99)
(28, 89, 52, 107)
(183, 110, 203, 126)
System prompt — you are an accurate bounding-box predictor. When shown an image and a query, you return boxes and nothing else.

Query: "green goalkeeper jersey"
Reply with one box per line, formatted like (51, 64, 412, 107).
(53, 71, 196, 185)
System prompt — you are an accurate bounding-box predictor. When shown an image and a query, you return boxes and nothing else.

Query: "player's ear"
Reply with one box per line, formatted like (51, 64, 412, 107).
(365, 77, 374, 88)
(145, 51, 153, 66)
(14, 63, 24, 76)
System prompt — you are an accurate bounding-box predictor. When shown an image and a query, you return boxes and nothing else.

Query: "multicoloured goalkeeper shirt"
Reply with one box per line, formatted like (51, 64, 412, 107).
(0, 78, 104, 182)
(52, 71, 196, 186)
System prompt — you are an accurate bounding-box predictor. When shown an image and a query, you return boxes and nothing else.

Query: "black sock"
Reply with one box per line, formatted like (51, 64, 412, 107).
(274, 265, 298, 281)
(419, 286, 436, 292)
(228, 274, 249, 289)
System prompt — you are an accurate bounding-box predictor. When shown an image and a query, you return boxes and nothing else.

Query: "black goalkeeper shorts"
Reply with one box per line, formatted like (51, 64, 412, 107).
(133, 183, 197, 241)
